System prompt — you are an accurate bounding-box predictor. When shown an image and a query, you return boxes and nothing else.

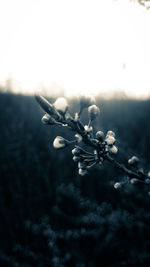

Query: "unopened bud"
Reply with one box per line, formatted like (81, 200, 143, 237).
(41, 113, 55, 125)
(130, 178, 139, 184)
(114, 182, 122, 190)
(75, 134, 82, 143)
(72, 147, 81, 156)
(88, 105, 100, 121)
(53, 136, 67, 149)
(96, 131, 104, 141)
(53, 97, 68, 114)
(147, 171, 150, 178)
(105, 136, 116, 145)
(106, 130, 115, 138)
(78, 168, 88, 176)
(109, 145, 118, 154)
(72, 156, 80, 162)
(84, 125, 93, 132)
(128, 156, 139, 166)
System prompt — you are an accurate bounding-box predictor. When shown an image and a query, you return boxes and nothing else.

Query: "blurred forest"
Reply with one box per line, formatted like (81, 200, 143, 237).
(0, 91, 150, 266)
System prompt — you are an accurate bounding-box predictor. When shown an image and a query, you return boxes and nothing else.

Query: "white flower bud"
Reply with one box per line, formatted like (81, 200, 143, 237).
(96, 131, 104, 141)
(41, 113, 55, 125)
(88, 105, 100, 121)
(53, 136, 67, 149)
(72, 156, 80, 162)
(84, 125, 93, 132)
(114, 182, 122, 190)
(105, 136, 116, 145)
(109, 145, 118, 154)
(130, 178, 139, 184)
(106, 130, 115, 138)
(72, 147, 81, 156)
(75, 134, 82, 143)
(53, 97, 68, 114)
(78, 168, 88, 176)
(147, 171, 150, 178)
(128, 156, 139, 165)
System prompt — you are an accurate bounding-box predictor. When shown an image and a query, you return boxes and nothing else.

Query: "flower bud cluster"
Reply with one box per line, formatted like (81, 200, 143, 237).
(36, 95, 69, 127)
(104, 131, 118, 154)
(36, 94, 150, 192)
(72, 147, 96, 176)
(128, 156, 139, 166)
(113, 156, 150, 191)
(94, 130, 118, 161)
(36, 94, 119, 176)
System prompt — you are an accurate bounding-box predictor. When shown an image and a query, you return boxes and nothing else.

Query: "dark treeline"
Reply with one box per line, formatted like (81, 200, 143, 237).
(0, 92, 150, 266)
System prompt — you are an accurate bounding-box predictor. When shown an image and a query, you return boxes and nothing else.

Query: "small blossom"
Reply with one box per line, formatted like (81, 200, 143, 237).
(114, 182, 122, 190)
(108, 145, 118, 154)
(53, 97, 68, 114)
(72, 156, 80, 162)
(130, 178, 139, 184)
(53, 136, 67, 149)
(147, 171, 150, 178)
(41, 113, 55, 125)
(105, 136, 116, 145)
(106, 130, 115, 138)
(84, 125, 93, 132)
(75, 134, 82, 143)
(78, 168, 88, 176)
(72, 147, 81, 156)
(96, 131, 104, 141)
(128, 156, 139, 166)
(88, 105, 100, 121)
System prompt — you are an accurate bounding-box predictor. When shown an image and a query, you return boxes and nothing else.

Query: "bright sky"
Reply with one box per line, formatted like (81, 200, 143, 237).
(0, 0, 150, 98)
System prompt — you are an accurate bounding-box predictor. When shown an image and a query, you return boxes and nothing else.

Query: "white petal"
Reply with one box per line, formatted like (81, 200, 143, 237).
(54, 97, 68, 113)
(53, 136, 66, 149)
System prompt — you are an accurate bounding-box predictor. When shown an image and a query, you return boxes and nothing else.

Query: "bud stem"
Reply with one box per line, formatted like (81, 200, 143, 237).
(88, 119, 91, 128)
(105, 154, 147, 180)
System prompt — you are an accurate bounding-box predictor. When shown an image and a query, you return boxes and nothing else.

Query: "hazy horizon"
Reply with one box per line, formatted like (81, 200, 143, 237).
(1, 0, 150, 99)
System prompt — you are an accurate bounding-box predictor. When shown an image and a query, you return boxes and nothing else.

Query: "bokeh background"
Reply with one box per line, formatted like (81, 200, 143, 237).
(1, 0, 150, 266)
(0, 89, 150, 266)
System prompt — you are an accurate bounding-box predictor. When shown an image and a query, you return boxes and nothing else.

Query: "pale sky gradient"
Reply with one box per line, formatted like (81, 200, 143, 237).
(0, 0, 150, 98)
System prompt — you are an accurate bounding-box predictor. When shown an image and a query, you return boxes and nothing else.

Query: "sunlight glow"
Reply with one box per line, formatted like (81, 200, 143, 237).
(0, 0, 150, 98)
